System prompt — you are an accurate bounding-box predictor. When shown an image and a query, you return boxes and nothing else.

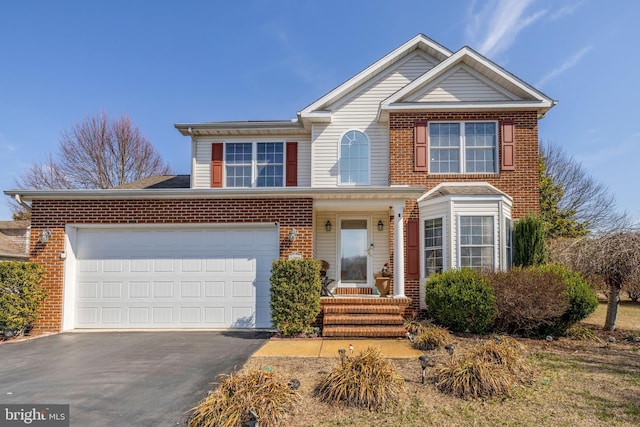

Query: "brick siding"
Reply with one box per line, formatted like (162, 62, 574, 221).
(29, 198, 313, 332)
(390, 111, 540, 315)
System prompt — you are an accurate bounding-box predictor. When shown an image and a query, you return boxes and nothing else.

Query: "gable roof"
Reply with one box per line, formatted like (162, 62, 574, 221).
(298, 34, 452, 121)
(379, 46, 556, 120)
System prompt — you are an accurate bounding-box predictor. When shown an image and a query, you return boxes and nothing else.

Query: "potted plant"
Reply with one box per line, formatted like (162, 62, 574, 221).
(374, 263, 392, 297)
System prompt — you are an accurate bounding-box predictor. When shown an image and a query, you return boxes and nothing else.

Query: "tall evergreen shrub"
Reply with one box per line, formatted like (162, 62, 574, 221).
(270, 259, 321, 337)
(513, 214, 546, 267)
(0, 262, 47, 334)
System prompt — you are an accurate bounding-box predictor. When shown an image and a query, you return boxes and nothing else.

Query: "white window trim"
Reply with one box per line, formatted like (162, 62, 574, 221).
(223, 140, 286, 188)
(422, 215, 447, 278)
(420, 215, 447, 310)
(335, 214, 373, 287)
(428, 120, 499, 174)
(338, 129, 371, 186)
(456, 213, 499, 271)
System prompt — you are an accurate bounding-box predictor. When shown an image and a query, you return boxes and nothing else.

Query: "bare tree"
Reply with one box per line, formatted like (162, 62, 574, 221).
(540, 141, 628, 232)
(569, 230, 640, 330)
(16, 112, 171, 190)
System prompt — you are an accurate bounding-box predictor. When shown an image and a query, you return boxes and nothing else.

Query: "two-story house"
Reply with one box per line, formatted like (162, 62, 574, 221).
(5, 34, 554, 336)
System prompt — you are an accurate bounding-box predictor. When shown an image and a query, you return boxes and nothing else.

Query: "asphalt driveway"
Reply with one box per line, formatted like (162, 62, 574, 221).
(0, 331, 270, 426)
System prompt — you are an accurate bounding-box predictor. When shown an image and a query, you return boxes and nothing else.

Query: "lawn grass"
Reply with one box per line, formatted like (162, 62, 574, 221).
(583, 300, 640, 331)
(242, 335, 640, 426)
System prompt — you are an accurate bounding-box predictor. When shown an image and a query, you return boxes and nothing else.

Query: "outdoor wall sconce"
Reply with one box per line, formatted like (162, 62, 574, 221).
(325, 220, 332, 232)
(38, 229, 52, 244)
(377, 220, 384, 231)
(288, 228, 297, 242)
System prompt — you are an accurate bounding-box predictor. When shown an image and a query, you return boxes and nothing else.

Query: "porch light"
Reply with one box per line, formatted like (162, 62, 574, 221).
(38, 229, 52, 244)
(288, 228, 297, 242)
(418, 355, 430, 384)
(325, 220, 332, 232)
(377, 220, 384, 231)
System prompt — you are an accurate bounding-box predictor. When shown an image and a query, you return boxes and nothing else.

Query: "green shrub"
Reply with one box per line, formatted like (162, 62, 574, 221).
(316, 347, 404, 411)
(434, 337, 533, 399)
(424, 269, 497, 334)
(0, 262, 47, 334)
(513, 214, 546, 267)
(270, 259, 321, 337)
(536, 264, 598, 336)
(188, 368, 299, 427)
(486, 268, 569, 336)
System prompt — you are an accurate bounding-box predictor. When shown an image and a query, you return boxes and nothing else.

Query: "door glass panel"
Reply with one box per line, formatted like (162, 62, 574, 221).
(340, 219, 368, 283)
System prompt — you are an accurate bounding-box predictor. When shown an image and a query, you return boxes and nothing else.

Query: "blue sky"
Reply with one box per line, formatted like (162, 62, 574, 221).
(1, 0, 638, 223)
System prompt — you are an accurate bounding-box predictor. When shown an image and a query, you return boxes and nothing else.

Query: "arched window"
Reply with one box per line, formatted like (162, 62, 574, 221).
(339, 130, 369, 184)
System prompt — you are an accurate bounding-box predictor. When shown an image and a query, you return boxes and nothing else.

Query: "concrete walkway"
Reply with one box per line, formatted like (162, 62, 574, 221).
(253, 338, 423, 358)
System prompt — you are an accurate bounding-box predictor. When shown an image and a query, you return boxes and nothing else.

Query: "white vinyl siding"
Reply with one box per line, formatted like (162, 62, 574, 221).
(315, 210, 389, 287)
(407, 65, 517, 103)
(191, 137, 312, 188)
(312, 52, 437, 187)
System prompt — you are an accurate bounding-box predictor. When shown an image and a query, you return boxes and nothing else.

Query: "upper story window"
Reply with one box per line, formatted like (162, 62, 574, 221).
(429, 122, 497, 174)
(339, 130, 369, 184)
(225, 142, 283, 187)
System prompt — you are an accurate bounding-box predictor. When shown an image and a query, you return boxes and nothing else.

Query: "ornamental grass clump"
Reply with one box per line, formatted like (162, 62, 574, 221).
(404, 319, 453, 351)
(316, 346, 404, 411)
(566, 326, 601, 342)
(188, 368, 299, 427)
(434, 337, 533, 399)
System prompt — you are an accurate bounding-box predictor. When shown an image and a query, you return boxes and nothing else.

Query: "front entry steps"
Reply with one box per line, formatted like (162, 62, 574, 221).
(321, 296, 411, 338)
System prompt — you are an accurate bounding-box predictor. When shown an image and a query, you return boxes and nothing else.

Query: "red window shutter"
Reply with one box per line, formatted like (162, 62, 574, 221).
(414, 121, 428, 172)
(406, 219, 420, 279)
(500, 120, 515, 171)
(286, 142, 298, 186)
(211, 143, 223, 188)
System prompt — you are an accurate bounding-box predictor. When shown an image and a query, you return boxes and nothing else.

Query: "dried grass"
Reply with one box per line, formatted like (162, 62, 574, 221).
(188, 367, 299, 427)
(405, 319, 453, 351)
(433, 337, 533, 399)
(315, 346, 404, 411)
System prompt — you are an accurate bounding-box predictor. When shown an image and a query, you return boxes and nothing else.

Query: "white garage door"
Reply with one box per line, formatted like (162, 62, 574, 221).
(73, 226, 278, 329)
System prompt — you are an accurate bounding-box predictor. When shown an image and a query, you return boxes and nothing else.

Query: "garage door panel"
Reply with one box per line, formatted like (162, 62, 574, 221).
(74, 227, 278, 329)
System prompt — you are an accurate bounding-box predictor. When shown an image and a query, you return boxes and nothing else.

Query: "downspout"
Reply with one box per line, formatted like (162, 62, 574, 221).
(13, 193, 32, 212)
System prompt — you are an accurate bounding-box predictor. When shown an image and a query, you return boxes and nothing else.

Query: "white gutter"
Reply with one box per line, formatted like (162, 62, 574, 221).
(4, 186, 426, 202)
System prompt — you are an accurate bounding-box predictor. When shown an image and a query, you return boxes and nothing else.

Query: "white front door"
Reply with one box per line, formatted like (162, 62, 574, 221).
(338, 218, 371, 287)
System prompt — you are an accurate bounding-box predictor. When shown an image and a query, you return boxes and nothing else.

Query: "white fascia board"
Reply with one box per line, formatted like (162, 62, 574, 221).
(380, 47, 556, 113)
(417, 182, 512, 203)
(4, 186, 425, 202)
(378, 100, 554, 121)
(300, 34, 452, 115)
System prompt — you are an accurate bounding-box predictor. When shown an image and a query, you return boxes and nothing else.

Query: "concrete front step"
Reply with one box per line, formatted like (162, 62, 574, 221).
(322, 325, 408, 338)
(323, 314, 404, 325)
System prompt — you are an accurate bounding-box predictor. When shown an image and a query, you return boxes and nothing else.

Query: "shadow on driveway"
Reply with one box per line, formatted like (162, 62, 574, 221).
(0, 331, 270, 426)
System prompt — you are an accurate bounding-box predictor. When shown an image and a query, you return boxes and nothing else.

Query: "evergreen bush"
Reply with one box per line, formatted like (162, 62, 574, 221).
(270, 259, 321, 337)
(424, 269, 497, 334)
(513, 214, 546, 267)
(0, 261, 47, 335)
